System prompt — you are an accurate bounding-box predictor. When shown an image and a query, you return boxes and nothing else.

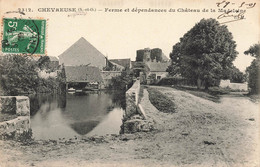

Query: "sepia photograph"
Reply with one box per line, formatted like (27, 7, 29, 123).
(0, 0, 259, 166)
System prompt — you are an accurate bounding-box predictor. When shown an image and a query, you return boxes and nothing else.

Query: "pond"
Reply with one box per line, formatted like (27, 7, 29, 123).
(29, 91, 125, 140)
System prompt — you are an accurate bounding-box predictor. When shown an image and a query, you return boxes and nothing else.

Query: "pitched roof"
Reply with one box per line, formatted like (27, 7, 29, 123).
(64, 65, 103, 83)
(59, 37, 106, 68)
(109, 58, 131, 69)
(146, 62, 170, 72)
(109, 61, 125, 71)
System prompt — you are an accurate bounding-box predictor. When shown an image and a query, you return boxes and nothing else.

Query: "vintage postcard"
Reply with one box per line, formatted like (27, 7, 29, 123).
(0, 0, 259, 166)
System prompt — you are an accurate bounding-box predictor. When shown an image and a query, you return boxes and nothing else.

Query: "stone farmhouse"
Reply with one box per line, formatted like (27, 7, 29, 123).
(134, 48, 170, 84)
(59, 37, 125, 90)
(64, 66, 103, 90)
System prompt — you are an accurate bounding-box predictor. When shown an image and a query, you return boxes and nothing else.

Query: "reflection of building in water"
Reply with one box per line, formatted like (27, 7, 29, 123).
(30, 91, 124, 139)
(70, 120, 100, 135)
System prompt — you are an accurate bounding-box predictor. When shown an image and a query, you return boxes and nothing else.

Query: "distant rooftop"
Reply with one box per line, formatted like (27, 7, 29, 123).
(109, 58, 131, 69)
(147, 62, 170, 72)
(64, 65, 103, 83)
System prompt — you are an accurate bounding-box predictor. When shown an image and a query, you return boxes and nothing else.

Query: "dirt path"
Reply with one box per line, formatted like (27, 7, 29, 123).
(149, 86, 259, 167)
(0, 86, 259, 167)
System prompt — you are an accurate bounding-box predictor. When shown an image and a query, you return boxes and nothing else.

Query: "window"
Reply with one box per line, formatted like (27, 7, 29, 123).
(157, 76, 161, 80)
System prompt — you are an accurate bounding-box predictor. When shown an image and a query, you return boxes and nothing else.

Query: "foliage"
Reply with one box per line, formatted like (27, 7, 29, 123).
(132, 62, 149, 78)
(0, 55, 39, 95)
(230, 66, 246, 83)
(147, 73, 156, 85)
(166, 63, 179, 76)
(0, 54, 64, 95)
(16, 129, 33, 143)
(208, 86, 230, 95)
(37, 56, 51, 70)
(157, 77, 196, 86)
(147, 87, 175, 113)
(222, 65, 246, 83)
(244, 44, 260, 94)
(244, 44, 260, 58)
(167, 18, 238, 89)
(110, 70, 134, 91)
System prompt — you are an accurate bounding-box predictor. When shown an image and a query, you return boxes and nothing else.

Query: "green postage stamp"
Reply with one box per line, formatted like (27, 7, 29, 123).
(1, 18, 46, 55)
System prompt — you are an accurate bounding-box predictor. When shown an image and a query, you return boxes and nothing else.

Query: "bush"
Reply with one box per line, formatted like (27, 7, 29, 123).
(0, 55, 65, 95)
(244, 44, 260, 94)
(16, 129, 33, 143)
(110, 70, 134, 91)
(208, 86, 230, 95)
(157, 77, 196, 86)
(147, 87, 176, 113)
(0, 55, 39, 95)
(246, 59, 260, 94)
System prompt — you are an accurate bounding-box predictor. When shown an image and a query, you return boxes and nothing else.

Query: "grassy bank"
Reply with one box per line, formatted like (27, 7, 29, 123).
(168, 86, 223, 103)
(146, 87, 176, 113)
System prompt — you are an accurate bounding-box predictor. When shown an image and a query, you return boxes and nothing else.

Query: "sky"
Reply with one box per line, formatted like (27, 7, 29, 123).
(0, 0, 259, 72)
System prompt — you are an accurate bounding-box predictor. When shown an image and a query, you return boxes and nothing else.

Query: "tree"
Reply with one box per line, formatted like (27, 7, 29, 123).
(230, 66, 246, 83)
(37, 56, 51, 70)
(110, 70, 134, 90)
(167, 18, 238, 89)
(0, 55, 39, 95)
(244, 44, 260, 94)
(244, 44, 259, 58)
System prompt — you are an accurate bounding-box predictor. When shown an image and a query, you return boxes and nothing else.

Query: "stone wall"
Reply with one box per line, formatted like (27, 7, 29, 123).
(121, 80, 153, 133)
(0, 96, 30, 138)
(220, 80, 248, 91)
(124, 80, 140, 119)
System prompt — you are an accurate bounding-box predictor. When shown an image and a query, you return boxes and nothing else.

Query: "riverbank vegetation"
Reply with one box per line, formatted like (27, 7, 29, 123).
(0, 54, 66, 96)
(110, 70, 134, 91)
(147, 87, 175, 113)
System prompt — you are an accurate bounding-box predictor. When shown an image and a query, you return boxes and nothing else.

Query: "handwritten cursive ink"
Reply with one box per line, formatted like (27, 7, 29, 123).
(5, 11, 25, 15)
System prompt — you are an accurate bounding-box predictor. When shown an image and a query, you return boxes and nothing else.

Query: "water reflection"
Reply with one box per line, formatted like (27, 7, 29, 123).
(57, 93, 66, 109)
(30, 91, 125, 140)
